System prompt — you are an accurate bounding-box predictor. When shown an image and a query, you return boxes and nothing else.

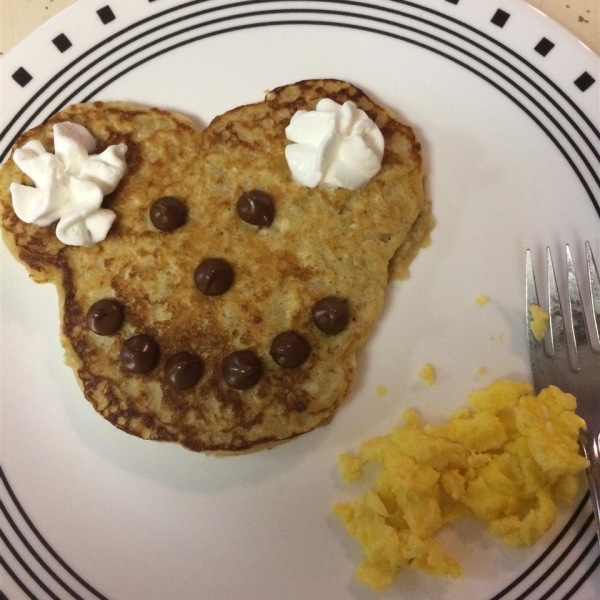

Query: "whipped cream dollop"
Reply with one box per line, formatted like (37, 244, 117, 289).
(10, 122, 127, 246)
(284, 98, 384, 190)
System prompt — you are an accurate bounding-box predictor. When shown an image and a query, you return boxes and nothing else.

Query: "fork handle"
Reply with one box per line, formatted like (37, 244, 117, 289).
(581, 431, 600, 548)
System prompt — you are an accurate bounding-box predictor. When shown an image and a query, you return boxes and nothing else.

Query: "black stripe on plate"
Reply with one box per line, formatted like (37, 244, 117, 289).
(385, 0, 598, 136)
(244, 0, 587, 170)
(0, 496, 86, 599)
(1, 0, 598, 155)
(58, 13, 597, 214)
(3, 2, 598, 209)
(322, 1, 600, 163)
(0, 468, 109, 600)
(1, 529, 61, 600)
(12, 0, 600, 171)
(0, 554, 38, 600)
(489, 492, 592, 600)
(538, 536, 598, 599)
(0, 0, 184, 142)
(562, 555, 600, 600)
(512, 514, 595, 600)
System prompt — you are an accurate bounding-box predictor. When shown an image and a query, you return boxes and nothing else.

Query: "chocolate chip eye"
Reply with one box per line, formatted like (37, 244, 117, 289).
(165, 352, 203, 390)
(221, 350, 263, 389)
(150, 197, 187, 231)
(269, 331, 311, 368)
(312, 296, 350, 335)
(194, 258, 234, 296)
(86, 299, 124, 336)
(120, 334, 160, 374)
(236, 190, 275, 226)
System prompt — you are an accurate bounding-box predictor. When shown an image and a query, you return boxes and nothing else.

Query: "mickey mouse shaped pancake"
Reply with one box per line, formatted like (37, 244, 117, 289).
(0, 80, 433, 453)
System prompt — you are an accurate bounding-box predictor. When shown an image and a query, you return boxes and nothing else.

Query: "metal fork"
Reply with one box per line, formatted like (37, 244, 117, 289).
(526, 242, 600, 545)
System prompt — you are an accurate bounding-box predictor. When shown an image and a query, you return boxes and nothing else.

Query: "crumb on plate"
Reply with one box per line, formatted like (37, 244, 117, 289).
(418, 363, 435, 385)
(475, 295, 489, 306)
(376, 385, 389, 397)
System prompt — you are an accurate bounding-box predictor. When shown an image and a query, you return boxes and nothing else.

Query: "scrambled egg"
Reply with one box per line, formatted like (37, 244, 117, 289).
(529, 304, 550, 341)
(333, 380, 588, 590)
(475, 295, 490, 306)
(418, 363, 436, 386)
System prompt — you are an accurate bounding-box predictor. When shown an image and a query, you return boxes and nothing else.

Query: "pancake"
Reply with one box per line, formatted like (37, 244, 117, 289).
(0, 79, 433, 453)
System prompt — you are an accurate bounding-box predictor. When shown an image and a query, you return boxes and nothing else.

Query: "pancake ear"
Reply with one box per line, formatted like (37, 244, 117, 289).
(2, 173, 90, 286)
(1, 115, 131, 280)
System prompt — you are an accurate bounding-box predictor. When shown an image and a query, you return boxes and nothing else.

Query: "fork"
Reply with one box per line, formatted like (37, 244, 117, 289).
(526, 242, 600, 546)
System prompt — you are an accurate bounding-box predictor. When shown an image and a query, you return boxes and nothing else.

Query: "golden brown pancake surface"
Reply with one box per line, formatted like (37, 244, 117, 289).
(0, 80, 433, 453)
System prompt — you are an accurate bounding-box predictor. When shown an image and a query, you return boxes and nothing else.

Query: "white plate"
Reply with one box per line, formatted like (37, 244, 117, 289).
(1, 1, 599, 599)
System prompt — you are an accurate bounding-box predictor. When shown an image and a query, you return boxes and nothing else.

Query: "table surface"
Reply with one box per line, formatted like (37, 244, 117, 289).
(0, 0, 598, 56)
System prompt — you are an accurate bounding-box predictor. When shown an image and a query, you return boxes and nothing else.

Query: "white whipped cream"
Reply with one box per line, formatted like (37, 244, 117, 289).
(10, 122, 127, 246)
(284, 98, 384, 190)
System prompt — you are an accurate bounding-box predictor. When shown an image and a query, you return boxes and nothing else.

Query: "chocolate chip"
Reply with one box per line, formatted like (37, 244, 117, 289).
(86, 299, 124, 335)
(165, 352, 203, 390)
(120, 334, 160, 374)
(312, 296, 350, 335)
(194, 258, 234, 296)
(221, 350, 262, 389)
(150, 197, 187, 231)
(236, 190, 275, 226)
(269, 331, 311, 368)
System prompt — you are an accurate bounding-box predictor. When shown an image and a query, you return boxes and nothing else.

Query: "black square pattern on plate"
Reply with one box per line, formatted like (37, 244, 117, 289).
(97, 6, 116, 24)
(52, 33, 72, 53)
(491, 9, 510, 28)
(574, 72, 595, 92)
(534, 37, 555, 56)
(12, 67, 32, 87)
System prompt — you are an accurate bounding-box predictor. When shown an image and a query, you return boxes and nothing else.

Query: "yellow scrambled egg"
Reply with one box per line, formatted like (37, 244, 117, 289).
(333, 380, 588, 590)
(529, 304, 550, 341)
(418, 363, 436, 385)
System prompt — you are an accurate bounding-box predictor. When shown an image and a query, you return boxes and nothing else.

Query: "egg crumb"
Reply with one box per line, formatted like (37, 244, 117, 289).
(418, 363, 435, 385)
(333, 380, 588, 590)
(376, 385, 389, 397)
(476, 366, 486, 377)
(529, 304, 550, 341)
(475, 295, 489, 305)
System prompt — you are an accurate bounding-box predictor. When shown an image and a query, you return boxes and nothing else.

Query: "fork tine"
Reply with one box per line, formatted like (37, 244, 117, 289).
(526, 249, 539, 307)
(525, 248, 541, 342)
(586, 241, 600, 346)
(526, 250, 546, 393)
(566, 244, 588, 369)
(546, 247, 566, 359)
